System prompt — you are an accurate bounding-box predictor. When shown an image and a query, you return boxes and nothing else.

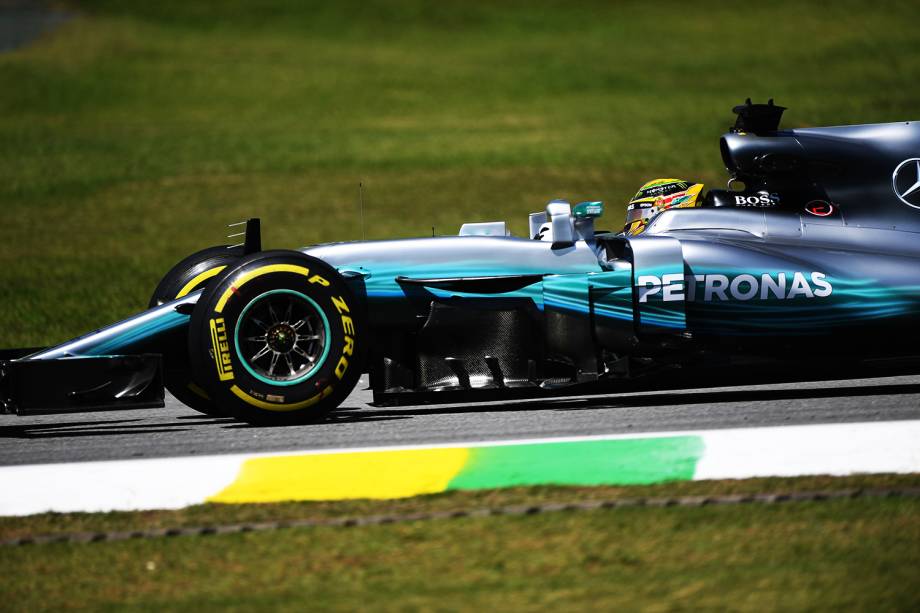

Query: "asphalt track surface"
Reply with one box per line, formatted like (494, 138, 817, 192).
(2, 374, 920, 466)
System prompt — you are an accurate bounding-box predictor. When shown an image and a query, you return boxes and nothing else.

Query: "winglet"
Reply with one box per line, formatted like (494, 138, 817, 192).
(244, 218, 261, 255)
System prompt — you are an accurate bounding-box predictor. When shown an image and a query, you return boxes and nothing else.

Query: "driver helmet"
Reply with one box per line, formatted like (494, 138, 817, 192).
(623, 178, 704, 236)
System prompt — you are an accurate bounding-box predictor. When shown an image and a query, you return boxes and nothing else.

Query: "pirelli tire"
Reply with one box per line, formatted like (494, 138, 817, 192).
(149, 245, 244, 416)
(188, 250, 366, 426)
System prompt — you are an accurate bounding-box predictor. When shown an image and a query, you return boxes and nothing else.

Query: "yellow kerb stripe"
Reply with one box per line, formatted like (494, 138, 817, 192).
(176, 266, 227, 299)
(230, 384, 332, 412)
(214, 264, 311, 313)
(209, 447, 469, 503)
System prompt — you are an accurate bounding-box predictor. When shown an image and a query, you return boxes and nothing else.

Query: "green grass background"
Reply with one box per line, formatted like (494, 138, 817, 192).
(3, 496, 919, 611)
(1, 0, 919, 346)
(2, 475, 920, 611)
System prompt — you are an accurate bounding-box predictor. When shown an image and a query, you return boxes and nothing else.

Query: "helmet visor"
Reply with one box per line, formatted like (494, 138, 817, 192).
(624, 200, 658, 236)
(625, 205, 656, 223)
(623, 204, 657, 236)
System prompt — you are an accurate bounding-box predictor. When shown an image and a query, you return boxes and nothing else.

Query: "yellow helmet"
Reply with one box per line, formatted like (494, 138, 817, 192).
(623, 178, 704, 236)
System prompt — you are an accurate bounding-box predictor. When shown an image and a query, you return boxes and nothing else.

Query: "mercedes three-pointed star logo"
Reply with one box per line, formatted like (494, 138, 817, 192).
(893, 158, 920, 209)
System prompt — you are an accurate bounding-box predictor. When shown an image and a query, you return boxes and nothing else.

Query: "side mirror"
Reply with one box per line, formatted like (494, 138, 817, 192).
(573, 201, 603, 240)
(546, 200, 574, 246)
(573, 201, 604, 219)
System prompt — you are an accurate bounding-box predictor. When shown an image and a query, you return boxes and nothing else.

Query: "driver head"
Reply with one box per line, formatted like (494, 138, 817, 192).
(624, 178, 704, 236)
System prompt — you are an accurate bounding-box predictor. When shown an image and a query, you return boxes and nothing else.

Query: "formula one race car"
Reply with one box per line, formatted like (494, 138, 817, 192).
(3, 101, 920, 425)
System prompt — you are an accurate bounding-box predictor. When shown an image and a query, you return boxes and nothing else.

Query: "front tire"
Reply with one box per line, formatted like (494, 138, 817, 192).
(188, 250, 366, 425)
(150, 245, 244, 415)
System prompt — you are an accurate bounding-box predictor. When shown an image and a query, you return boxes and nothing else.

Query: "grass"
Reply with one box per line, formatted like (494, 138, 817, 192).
(3, 472, 919, 541)
(1, 475, 919, 611)
(0, 0, 919, 346)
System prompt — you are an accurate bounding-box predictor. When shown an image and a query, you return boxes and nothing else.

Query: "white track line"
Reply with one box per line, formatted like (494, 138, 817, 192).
(696, 421, 920, 479)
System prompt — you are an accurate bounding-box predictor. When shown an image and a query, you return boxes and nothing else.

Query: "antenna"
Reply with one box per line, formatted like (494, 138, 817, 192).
(358, 182, 366, 241)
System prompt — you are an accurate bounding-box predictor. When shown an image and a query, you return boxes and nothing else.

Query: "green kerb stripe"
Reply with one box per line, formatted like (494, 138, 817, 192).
(447, 436, 704, 490)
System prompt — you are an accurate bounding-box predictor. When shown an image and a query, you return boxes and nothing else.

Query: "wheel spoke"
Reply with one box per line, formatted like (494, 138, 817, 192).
(242, 293, 326, 381)
(250, 344, 272, 362)
(292, 345, 316, 363)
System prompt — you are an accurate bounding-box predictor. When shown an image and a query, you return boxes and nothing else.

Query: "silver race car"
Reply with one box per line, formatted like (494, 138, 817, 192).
(3, 101, 919, 425)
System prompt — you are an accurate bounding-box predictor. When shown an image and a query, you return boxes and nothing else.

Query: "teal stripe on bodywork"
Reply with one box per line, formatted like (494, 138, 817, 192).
(89, 311, 190, 355)
(543, 273, 592, 314)
(589, 269, 635, 321)
(687, 267, 920, 333)
(342, 255, 603, 305)
(633, 259, 687, 332)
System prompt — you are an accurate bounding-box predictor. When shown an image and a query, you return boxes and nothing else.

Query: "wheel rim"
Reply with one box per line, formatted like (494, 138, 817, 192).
(233, 289, 331, 386)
